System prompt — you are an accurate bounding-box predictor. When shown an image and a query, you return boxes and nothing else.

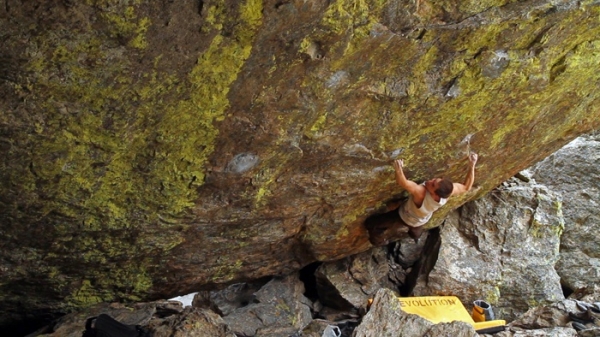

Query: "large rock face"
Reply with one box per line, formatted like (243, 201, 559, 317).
(527, 134, 600, 293)
(353, 288, 478, 337)
(413, 179, 566, 321)
(220, 274, 313, 336)
(1, 0, 600, 322)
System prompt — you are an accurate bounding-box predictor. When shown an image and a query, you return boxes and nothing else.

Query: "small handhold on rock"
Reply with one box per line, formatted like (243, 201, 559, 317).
(226, 153, 259, 174)
(303, 40, 324, 60)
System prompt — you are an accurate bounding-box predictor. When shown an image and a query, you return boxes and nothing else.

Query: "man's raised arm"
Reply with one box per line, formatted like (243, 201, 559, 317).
(452, 153, 478, 196)
(394, 159, 424, 196)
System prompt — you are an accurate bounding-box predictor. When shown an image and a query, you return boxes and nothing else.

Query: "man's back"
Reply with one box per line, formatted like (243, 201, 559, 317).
(400, 190, 447, 228)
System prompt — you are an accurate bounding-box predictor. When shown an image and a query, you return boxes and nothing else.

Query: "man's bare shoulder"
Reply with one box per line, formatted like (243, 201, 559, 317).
(451, 182, 468, 196)
(409, 184, 427, 205)
(407, 181, 426, 196)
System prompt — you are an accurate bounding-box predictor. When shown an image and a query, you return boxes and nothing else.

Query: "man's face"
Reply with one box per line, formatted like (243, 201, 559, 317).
(425, 178, 441, 196)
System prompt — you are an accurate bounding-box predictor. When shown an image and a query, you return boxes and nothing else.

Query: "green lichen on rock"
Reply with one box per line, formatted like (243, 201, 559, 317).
(485, 285, 501, 305)
(445, 6, 600, 151)
(66, 265, 152, 307)
(67, 280, 106, 307)
(1, 0, 265, 312)
(208, 260, 244, 283)
(293, 3, 600, 254)
(97, 2, 151, 49)
(406, 5, 600, 171)
(323, 0, 387, 57)
(2, 0, 600, 322)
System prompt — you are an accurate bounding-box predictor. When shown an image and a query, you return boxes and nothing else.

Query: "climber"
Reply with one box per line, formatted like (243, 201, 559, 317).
(366, 152, 478, 245)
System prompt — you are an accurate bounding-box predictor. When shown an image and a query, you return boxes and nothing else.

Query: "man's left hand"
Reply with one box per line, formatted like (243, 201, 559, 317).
(469, 152, 478, 165)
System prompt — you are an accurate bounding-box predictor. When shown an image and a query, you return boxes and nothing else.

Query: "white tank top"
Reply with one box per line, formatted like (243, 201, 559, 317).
(399, 188, 447, 228)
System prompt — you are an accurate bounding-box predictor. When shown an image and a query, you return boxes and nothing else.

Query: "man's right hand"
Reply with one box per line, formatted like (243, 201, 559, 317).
(393, 159, 404, 171)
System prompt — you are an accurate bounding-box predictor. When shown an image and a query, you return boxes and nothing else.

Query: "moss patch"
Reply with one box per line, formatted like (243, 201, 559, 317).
(3, 0, 264, 310)
(323, 0, 387, 56)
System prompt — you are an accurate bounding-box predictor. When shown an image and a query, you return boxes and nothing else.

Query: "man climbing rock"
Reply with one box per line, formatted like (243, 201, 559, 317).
(366, 153, 478, 245)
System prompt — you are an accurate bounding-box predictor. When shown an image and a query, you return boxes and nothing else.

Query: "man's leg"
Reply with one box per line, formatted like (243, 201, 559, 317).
(407, 225, 425, 243)
(365, 208, 405, 246)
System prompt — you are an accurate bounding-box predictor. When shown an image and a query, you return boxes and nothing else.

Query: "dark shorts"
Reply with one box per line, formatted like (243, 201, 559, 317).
(364, 208, 425, 245)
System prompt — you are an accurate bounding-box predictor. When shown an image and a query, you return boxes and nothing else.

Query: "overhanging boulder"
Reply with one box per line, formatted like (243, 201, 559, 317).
(1, 0, 600, 322)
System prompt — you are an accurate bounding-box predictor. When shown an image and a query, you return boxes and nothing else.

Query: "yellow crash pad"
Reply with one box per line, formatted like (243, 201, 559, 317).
(397, 296, 505, 333)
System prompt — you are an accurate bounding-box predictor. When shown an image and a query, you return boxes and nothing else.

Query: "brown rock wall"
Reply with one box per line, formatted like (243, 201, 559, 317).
(1, 0, 600, 322)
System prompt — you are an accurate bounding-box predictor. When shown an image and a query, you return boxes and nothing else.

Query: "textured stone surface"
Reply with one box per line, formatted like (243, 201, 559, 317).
(221, 274, 312, 336)
(313, 235, 432, 313)
(492, 327, 578, 337)
(315, 246, 391, 310)
(300, 320, 338, 337)
(195, 280, 268, 316)
(353, 288, 477, 337)
(387, 236, 431, 290)
(42, 300, 181, 337)
(1, 0, 600, 322)
(413, 179, 565, 321)
(146, 307, 236, 337)
(528, 134, 600, 293)
(490, 299, 586, 337)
